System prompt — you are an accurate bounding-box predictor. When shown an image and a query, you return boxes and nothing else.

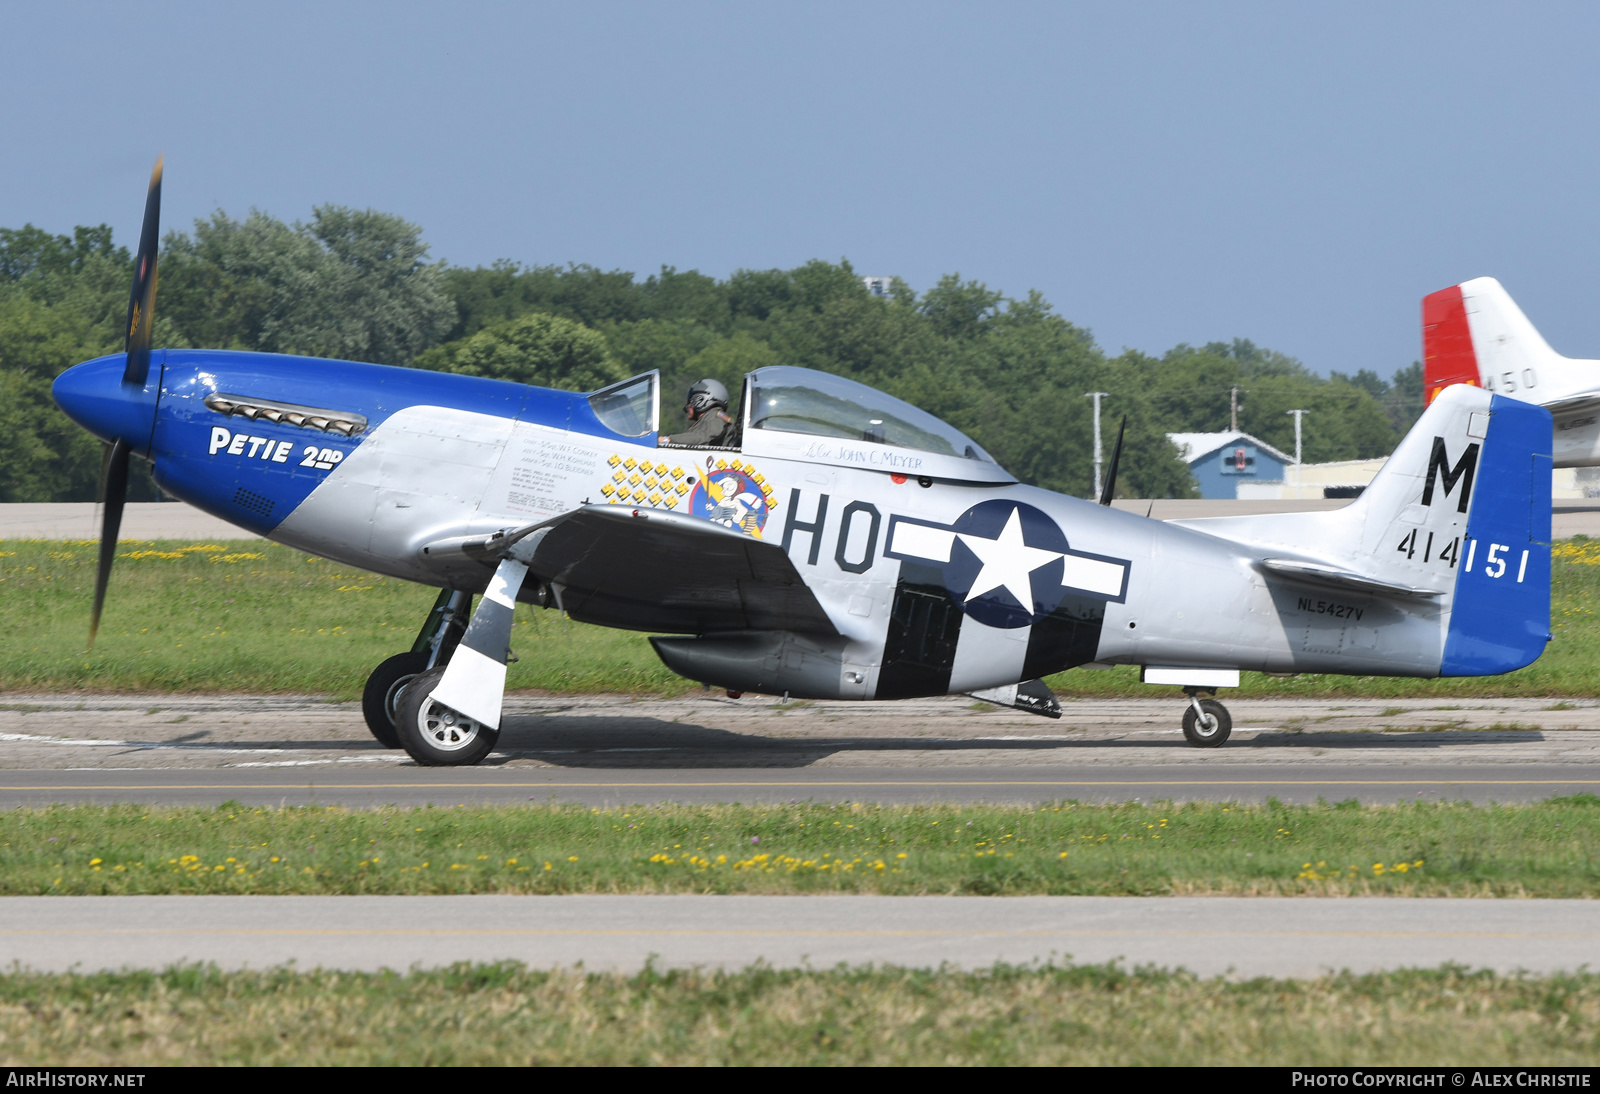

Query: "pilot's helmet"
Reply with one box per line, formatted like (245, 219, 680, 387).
(686, 378, 729, 415)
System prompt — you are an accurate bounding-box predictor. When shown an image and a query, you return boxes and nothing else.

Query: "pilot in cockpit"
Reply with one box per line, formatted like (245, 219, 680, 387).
(659, 378, 735, 448)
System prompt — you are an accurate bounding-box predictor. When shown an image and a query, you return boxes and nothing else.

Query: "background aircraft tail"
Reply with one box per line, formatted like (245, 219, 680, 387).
(1423, 277, 1597, 405)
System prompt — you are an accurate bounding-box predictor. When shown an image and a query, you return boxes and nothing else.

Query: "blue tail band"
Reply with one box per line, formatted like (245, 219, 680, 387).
(1441, 394, 1553, 676)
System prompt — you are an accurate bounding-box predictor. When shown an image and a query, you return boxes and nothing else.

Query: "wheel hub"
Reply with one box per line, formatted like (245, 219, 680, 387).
(421, 697, 481, 751)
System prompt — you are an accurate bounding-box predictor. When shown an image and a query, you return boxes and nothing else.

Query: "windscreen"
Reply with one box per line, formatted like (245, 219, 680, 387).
(588, 373, 657, 438)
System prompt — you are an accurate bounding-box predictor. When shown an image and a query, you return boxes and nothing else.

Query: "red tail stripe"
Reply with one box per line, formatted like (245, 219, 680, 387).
(1422, 284, 1478, 404)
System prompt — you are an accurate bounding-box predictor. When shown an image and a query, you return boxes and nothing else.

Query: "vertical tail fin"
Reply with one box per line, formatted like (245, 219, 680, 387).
(1354, 386, 1550, 670)
(1172, 384, 1552, 677)
(1342, 385, 1552, 675)
(1345, 383, 1551, 673)
(1424, 277, 1589, 405)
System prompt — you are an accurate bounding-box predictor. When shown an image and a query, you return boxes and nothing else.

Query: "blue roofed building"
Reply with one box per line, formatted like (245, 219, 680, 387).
(1168, 431, 1295, 499)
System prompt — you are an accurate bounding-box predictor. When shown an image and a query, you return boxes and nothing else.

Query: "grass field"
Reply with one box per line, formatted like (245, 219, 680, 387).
(7, 798, 1600, 897)
(3, 536, 1600, 700)
(3, 961, 1598, 1065)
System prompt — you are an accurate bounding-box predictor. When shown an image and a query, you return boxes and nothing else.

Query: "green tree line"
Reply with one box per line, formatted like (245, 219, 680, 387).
(0, 209, 1422, 503)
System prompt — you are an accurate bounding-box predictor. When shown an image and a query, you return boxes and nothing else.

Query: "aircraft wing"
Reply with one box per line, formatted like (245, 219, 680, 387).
(1258, 558, 1443, 600)
(426, 506, 839, 636)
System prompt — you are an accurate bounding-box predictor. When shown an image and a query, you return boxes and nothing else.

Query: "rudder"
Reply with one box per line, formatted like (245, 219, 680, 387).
(1440, 393, 1552, 675)
(1422, 284, 1479, 404)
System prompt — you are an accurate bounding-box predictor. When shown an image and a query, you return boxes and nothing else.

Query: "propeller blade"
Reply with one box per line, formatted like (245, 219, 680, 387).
(1098, 416, 1127, 506)
(89, 439, 130, 647)
(122, 157, 163, 386)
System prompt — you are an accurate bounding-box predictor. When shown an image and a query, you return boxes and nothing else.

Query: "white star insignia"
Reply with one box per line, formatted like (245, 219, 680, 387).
(884, 507, 1130, 605)
(957, 508, 1062, 608)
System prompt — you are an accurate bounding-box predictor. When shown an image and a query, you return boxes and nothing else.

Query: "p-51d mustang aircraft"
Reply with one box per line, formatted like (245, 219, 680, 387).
(51, 164, 1555, 765)
(1425, 276, 1600, 467)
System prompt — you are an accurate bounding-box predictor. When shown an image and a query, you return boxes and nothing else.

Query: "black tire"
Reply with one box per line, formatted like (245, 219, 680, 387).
(393, 665, 501, 766)
(361, 651, 431, 749)
(1182, 698, 1232, 748)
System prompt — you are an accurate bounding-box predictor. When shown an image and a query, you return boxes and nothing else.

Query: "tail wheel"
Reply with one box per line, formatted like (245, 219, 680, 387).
(1182, 698, 1232, 748)
(393, 666, 500, 766)
(360, 651, 431, 749)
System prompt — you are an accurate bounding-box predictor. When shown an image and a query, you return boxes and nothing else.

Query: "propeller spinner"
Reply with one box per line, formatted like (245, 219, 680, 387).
(89, 157, 162, 645)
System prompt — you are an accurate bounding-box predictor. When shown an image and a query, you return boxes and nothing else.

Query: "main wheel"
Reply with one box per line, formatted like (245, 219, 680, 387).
(361, 651, 431, 749)
(393, 665, 500, 766)
(1182, 698, 1232, 748)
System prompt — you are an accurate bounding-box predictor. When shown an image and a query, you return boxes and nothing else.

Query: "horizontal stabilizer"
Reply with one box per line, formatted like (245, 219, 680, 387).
(1258, 558, 1442, 600)
(1540, 393, 1600, 418)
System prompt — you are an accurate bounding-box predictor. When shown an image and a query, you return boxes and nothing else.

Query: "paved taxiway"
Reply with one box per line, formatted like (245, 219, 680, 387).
(3, 895, 1597, 978)
(4, 693, 1600, 805)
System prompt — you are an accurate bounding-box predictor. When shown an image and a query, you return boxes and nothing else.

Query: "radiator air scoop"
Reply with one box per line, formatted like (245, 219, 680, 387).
(649, 631, 870, 700)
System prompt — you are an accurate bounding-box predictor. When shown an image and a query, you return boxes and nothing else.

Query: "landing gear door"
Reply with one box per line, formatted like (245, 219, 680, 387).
(587, 371, 660, 442)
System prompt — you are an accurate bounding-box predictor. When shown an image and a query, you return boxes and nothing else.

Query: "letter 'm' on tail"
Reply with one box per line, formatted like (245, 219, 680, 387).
(1424, 277, 1600, 406)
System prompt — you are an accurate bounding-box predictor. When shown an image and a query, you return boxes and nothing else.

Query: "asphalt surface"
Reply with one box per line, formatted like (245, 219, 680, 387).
(0, 502, 260, 540)
(2, 693, 1599, 805)
(3, 895, 1596, 977)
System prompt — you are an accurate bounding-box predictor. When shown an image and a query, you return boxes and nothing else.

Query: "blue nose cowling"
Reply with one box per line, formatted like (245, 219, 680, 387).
(52, 353, 161, 457)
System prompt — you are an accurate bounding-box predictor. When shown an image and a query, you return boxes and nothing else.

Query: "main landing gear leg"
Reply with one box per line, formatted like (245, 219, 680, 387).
(360, 588, 470, 749)
(394, 555, 534, 766)
(1181, 687, 1232, 748)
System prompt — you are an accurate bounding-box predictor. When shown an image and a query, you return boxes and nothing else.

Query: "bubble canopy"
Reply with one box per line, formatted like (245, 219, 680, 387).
(745, 367, 997, 463)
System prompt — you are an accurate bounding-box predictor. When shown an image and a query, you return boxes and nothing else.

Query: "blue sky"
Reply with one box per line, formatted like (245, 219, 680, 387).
(5, 1, 1600, 377)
